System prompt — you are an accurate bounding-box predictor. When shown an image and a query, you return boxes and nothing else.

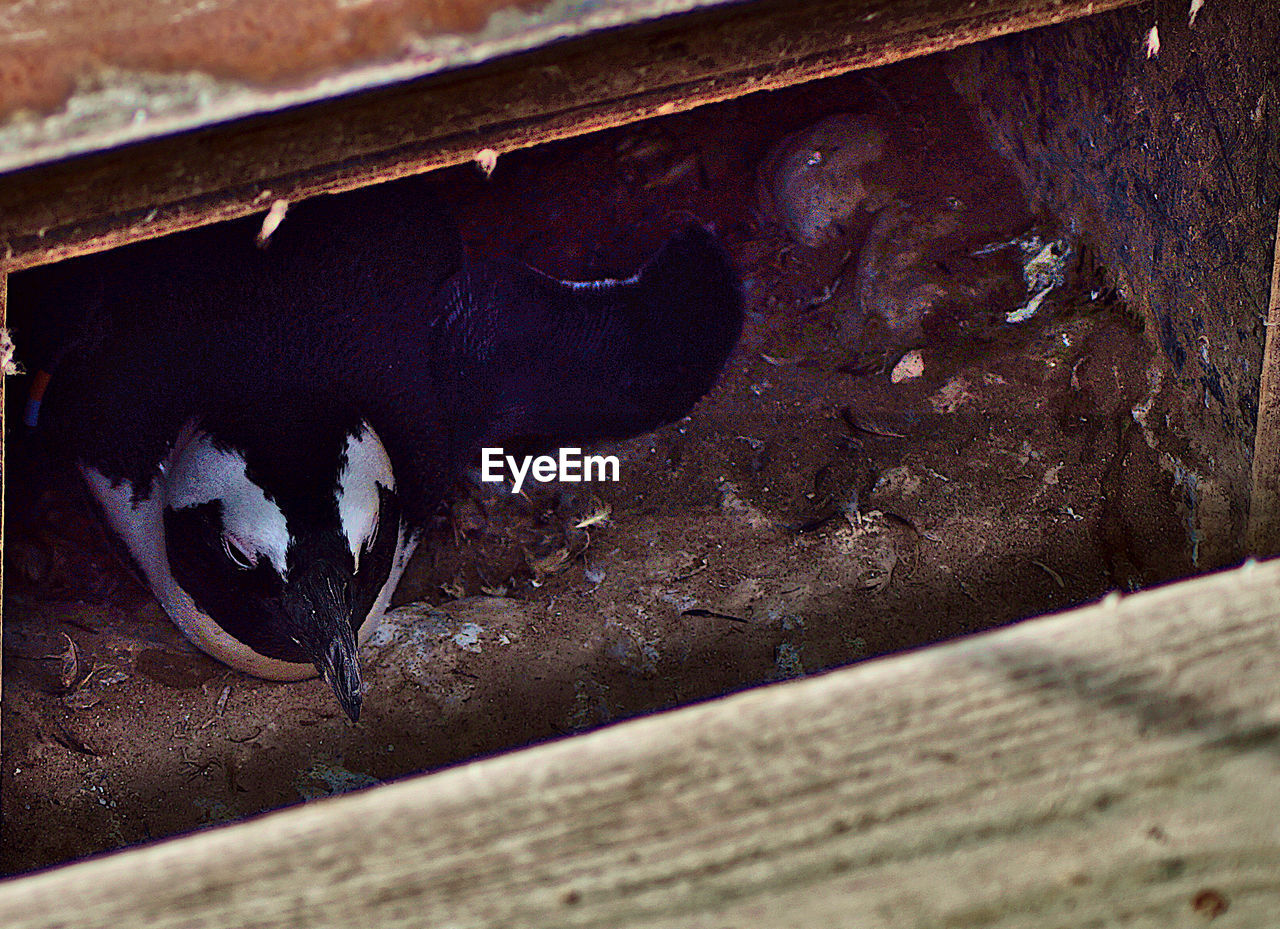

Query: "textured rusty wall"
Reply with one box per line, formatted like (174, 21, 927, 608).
(949, 0, 1279, 530)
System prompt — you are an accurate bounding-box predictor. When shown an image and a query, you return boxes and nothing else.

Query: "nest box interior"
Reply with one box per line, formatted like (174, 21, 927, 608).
(0, 0, 1275, 881)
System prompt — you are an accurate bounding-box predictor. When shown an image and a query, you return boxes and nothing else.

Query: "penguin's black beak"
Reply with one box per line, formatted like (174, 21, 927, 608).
(283, 563, 363, 723)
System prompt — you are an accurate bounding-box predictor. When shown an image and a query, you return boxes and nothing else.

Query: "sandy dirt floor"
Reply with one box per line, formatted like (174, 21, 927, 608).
(1, 56, 1204, 874)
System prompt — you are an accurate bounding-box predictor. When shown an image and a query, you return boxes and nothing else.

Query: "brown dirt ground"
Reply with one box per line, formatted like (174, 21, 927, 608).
(1, 56, 1203, 874)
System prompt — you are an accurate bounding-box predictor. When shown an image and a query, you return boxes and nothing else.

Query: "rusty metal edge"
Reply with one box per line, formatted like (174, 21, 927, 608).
(0, 0, 754, 178)
(0, 0, 1138, 273)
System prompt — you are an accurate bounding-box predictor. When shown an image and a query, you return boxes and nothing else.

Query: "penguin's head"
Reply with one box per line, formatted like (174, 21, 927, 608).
(159, 418, 403, 722)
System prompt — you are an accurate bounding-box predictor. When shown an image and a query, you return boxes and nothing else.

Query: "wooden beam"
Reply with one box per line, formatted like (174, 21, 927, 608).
(1247, 206, 1280, 554)
(0, 271, 6, 770)
(0, 0, 1136, 273)
(0, 0, 761, 173)
(0, 557, 1277, 927)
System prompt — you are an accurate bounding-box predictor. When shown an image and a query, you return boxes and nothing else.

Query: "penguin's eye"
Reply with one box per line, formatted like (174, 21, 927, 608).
(221, 535, 258, 570)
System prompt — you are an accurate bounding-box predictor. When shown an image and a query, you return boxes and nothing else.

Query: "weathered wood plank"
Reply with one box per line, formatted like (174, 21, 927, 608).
(0, 557, 1277, 927)
(0, 0, 1136, 272)
(0, 272, 6, 769)
(0, 0, 744, 173)
(1248, 208, 1280, 554)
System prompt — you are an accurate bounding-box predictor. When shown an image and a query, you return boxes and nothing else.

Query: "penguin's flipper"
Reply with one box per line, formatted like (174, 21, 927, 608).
(449, 225, 744, 447)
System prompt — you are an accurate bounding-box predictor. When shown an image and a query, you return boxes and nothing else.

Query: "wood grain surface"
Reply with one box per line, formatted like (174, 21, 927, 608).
(0, 556, 1277, 927)
(0, 0, 738, 168)
(1248, 209, 1280, 554)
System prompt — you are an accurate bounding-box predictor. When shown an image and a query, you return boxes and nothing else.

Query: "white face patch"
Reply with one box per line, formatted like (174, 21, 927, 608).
(164, 432, 292, 576)
(79, 464, 314, 681)
(80, 424, 410, 683)
(336, 424, 395, 572)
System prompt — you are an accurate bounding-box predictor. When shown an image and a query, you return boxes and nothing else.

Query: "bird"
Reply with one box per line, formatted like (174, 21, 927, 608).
(11, 175, 744, 722)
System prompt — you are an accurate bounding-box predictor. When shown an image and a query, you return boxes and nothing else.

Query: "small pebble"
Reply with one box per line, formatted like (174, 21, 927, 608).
(891, 350, 925, 383)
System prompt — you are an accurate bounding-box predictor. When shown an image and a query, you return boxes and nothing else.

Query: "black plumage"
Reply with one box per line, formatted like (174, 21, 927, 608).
(11, 175, 743, 717)
(17, 177, 743, 524)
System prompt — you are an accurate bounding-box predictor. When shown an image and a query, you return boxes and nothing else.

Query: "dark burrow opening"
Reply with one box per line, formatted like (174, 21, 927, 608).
(1, 52, 1204, 874)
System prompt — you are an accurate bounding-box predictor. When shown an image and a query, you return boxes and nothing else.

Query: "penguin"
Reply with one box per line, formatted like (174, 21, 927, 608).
(11, 175, 744, 722)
